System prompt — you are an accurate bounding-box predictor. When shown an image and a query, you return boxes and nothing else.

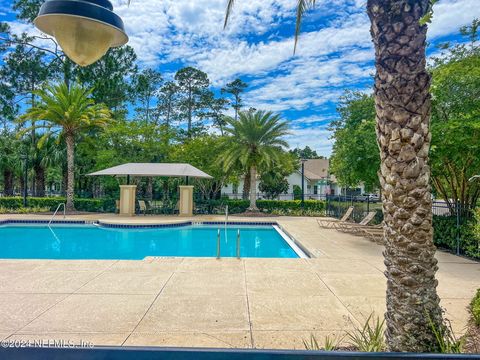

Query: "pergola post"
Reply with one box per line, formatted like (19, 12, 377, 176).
(178, 185, 194, 216)
(119, 185, 137, 216)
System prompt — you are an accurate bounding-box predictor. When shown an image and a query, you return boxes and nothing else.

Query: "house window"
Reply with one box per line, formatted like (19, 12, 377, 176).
(232, 184, 238, 194)
(313, 185, 318, 195)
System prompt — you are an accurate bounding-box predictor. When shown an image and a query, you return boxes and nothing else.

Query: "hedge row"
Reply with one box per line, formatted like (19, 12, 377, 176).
(197, 199, 326, 214)
(432, 215, 479, 259)
(0, 197, 326, 215)
(471, 289, 480, 326)
(0, 197, 116, 213)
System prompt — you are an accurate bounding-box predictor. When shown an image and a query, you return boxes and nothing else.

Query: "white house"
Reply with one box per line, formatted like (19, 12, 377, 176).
(221, 159, 365, 200)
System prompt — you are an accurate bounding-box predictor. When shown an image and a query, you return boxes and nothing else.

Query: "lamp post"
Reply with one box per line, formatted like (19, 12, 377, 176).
(34, 0, 128, 67)
(20, 154, 28, 208)
(301, 159, 307, 210)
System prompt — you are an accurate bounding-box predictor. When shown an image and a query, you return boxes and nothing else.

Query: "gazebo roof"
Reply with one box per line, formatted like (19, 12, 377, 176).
(88, 163, 212, 179)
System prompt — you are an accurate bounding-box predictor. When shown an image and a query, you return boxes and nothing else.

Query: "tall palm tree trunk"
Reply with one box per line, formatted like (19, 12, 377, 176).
(3, 170, 14, 196)
(243, 170, 251, 200)
(34, 164, 46, 197)
(65, 134, 75, 212)
(368, 0, 444, 351)
(248, 166, 258, 211)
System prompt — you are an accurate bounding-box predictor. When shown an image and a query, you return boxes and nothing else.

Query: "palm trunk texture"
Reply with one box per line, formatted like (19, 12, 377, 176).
(65, 134, 75, 212)
(367, 0, 444, 351)
(34, 164, 46, 197)
(248, 166, 258, 211)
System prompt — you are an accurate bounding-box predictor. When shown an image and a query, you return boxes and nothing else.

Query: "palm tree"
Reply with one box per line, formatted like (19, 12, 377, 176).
(38, 137, 65, 197)
(0, 130, 19, 196)
(226, 0, 443, 351)
(367, 1, 444, 351)
(18, 83, 112, 211)
(222, 110, 289, 211)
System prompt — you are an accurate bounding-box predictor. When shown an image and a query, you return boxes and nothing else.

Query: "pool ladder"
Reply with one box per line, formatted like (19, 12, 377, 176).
(216, 228, 241, 259)
(225, 205, 228, 227)
(48, 203, 66, 226)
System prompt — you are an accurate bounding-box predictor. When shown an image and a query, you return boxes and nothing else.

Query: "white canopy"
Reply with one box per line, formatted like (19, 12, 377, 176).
(88, 163, 212, 179)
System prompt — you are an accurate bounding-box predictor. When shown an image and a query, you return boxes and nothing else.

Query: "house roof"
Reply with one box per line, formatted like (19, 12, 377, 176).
(88, 163, 212, 178)
(302, 158, 330, 180)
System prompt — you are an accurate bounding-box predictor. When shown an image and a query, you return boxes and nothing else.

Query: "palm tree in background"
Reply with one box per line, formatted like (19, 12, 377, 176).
(222, 110, 289, 211)
(0, 130, 19, 196)
(225, 0, 444, 351)
(18, 83, 112, 211)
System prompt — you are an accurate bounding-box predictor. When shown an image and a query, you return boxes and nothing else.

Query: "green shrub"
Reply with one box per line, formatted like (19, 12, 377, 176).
(303, 333, 344, 351)
(346, 313, 385, 352)
(257, 199, 324, 212)
(428, 315, 464, 353)
(204, 199, 326, 215)
(225, 199, 250, 213)
(293, 185, 302, 200)
(0, 206, 50, 214)
(471, 289, 480, 326)
(472, 209, 480, 259)
(0, 197, 115, 213)
(433, 215, 479, 259)
(0, 197, 326, 216)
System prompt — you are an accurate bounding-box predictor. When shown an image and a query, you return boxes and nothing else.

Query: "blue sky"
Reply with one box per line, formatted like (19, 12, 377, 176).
(1, 0, 479, 156)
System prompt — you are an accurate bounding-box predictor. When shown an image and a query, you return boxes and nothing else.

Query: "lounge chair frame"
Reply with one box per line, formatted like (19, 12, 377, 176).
(336, 211, 377, 233)
(316, 206, 354, 229)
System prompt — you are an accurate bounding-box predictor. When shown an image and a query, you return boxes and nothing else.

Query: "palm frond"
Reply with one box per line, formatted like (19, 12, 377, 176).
(294, 0, 316, 54)
(224, 0, 236, 29)
(219, 109, 289, 174)
(16, 82, 112, 146)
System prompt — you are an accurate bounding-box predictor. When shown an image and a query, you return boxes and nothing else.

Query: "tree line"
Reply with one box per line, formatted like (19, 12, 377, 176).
(0, 0, 320, 211)
(329, 20, 480, 214)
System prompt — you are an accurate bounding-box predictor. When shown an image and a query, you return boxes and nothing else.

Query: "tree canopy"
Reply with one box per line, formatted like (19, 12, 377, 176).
(329, 91, 379, 192)
(329, 21, 480, 205)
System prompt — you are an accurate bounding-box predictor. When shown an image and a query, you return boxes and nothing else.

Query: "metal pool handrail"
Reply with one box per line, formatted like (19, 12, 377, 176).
(48, 203, 66, 226)
(216, 229, 221, 259)
(225, 205, 229, 227)
(236, 228, 241, 259)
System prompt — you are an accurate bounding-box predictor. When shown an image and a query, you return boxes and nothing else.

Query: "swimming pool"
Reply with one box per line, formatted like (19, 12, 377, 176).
(0, 223, 304, 259)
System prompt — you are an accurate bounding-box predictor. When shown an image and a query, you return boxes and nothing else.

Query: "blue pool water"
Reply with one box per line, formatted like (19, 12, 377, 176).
(0, 225, 299, 259)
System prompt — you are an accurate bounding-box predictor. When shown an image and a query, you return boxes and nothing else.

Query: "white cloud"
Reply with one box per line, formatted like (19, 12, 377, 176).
(4, 0, 478, 156)
(428, 0, 480, 39)
(285, 127, 334, 155)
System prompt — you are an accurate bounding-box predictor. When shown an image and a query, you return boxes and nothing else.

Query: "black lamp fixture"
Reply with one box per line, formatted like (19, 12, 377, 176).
(34, 0, 128, 67)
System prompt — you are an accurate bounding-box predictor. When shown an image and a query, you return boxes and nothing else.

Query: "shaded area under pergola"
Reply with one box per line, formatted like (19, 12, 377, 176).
(88, 163, 212, 216)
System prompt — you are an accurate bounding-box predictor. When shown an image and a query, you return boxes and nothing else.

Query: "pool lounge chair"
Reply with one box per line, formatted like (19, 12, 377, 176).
(316, 206, 354, 229)
(138, 200, 151, 215)
(360, 226, 385, 244)
(336, 211, 377, 234)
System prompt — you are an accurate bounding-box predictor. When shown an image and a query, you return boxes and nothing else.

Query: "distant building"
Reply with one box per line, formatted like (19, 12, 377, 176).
(221, 159, 366, 200)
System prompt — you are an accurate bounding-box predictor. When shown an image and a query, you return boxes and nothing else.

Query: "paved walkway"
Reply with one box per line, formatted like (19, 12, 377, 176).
(0, 214, 478, 349)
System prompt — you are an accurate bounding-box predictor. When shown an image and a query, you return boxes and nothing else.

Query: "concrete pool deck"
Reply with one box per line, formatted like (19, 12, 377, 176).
(0, 214, 479, 349)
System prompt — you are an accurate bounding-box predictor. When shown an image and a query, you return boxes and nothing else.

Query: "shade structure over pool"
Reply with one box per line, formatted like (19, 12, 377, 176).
(88, 163, 212, 217)
(88, 163, 212, 179)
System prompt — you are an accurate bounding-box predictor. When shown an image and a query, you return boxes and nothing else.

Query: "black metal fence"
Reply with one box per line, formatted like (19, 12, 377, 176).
(325, 197, 474, 221)
(325, 196, 383, 224)
(324, 196, 478, 259)
(221, 193, 380, 202)
(1, 346, 479, 360)
(222, 193, 331, 201)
